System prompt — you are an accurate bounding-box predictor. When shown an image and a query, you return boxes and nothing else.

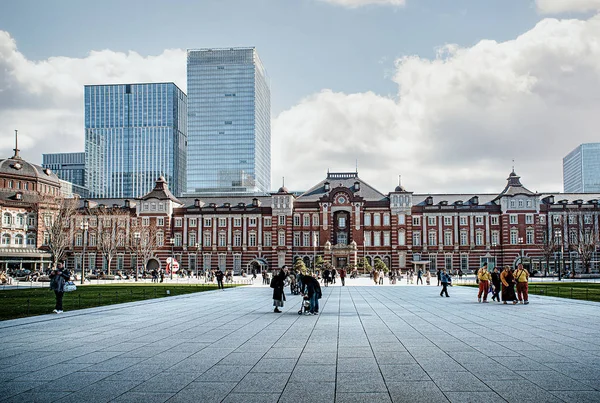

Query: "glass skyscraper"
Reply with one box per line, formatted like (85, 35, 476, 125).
(84, 83, 187, 198)
(563, 143, 600, 193)
(187, 47, 271, 194)
(42, 152, 86, 187)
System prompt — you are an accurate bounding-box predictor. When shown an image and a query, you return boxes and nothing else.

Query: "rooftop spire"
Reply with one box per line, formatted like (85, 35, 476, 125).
(12, 129, 21, 159)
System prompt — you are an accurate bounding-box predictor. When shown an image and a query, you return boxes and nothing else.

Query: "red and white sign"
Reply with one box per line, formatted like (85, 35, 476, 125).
(166, 259, 179, 274)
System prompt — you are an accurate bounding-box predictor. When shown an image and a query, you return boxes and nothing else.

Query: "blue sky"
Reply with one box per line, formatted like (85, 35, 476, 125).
(1, 0, 541, 115)
(1, 0, 600, 193)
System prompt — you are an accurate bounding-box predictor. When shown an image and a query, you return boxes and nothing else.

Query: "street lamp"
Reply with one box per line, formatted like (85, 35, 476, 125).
(169, 238, 175, 280)
(80, 220, 89, 285)
(134, 232, 140, 282)
(195, 242, 200, 279)
(517, 237, 524, 268)
(555, 230, 563, 281)
(491, 241, 497, 270)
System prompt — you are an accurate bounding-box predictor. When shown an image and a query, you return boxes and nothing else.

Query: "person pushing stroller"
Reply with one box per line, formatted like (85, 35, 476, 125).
(300, 274, 322, 315)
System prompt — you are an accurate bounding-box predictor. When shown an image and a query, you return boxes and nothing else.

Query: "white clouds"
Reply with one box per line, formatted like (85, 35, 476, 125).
(2, 13, 600, 195)
(536, 0, 600, 14)
(317, 0, 405, 8)
(273, 15, 600, 193)
(0, 30, 185, 162)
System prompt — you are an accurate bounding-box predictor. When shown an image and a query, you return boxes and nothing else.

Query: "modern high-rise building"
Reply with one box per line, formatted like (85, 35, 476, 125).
(563, 143, 600, 193)
(186, 47, 271, 194)
(42, 152, 86, 187)
(84, 83, 187, 198)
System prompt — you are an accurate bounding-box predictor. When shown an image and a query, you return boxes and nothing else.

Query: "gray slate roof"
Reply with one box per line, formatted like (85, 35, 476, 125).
(296, 173, 388, 202)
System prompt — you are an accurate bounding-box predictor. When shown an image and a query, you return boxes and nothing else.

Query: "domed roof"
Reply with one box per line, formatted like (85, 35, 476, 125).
(277, 186, 289, 194)
(0, 156, 60, 185)
(395, 185, 406, 192)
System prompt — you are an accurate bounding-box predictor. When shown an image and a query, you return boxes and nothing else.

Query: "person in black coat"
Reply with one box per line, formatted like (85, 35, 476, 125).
(301, 274, 322, 315)
(49, 263, 70, 313)
(491, 267, 502, 302)
(215, 269, 225, 289)
(271, 267, 287, 313)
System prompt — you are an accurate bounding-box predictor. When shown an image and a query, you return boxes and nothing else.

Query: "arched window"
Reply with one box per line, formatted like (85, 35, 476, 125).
(1, 233, 10, 245)
(3, 213, 11, 226)
(26, 234, 36, 246)
(16, 214, 25, 226)
(14, 234, 24, 245)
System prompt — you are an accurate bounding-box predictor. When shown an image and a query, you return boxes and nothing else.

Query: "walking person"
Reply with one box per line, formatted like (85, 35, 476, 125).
(49, 263, 70, 313)
(215, 269, 225, 290)
(378, 269, 384, 285)
(425, 270, 431, 285)
(500, 265, 518, 304)
(339, 268, 346, 286)
(373, 269, 379, 285)
(332, 268, 337, 284)
(491, 267, 502, 302)
(439, 269, 450, 297)
(417, 269, 423, 285)
(437, 269, 442, 286)
(477, 262, 492, 303)
(271, 266, 287, 313)
(514, 263, 530, 304)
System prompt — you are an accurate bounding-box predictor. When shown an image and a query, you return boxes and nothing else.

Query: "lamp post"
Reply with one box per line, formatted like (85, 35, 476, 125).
(169, 238, 175, 280)
(555, 230, 563, 281)
(134, 232, 140, 282)
(195, 242, 200, 279)
(517, 237, 524, 268)
(80, 220, 88, 285)
(491, 241, 497, 270)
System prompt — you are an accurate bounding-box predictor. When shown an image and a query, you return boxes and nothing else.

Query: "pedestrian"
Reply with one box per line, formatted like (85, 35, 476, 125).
(378, 269, 384, 285)
(159, 270, 164, 283)
(417, 269, 423, 285)
(373, 269, 379, 285)
(271, 266, 287, 313)
(439, 269, 450, 297)
(491, 267, 502, 302)
(215, 269, 224, 289)
(302, 274, 322, 315)
(477, 262, 492, 303)
(332, 268, 337, 284)
(409, 270, 414, 284)
(500, 265, 518, 304)
(514, 263, 530, 304)
(425, 270, 431, 285)
(339, 268, 346, 286)
(49, 263, 70, 313)
(437, 269, 441, 286)
(323, 268, 330, 287)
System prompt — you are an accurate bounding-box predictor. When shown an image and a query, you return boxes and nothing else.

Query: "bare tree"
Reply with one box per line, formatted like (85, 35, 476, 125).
(129, 218, 159, 278)
(37, 195, 79, 269)
(93, 208, 128, 275)
(537, 228, 558, 277)
(572, 226, 599, 275)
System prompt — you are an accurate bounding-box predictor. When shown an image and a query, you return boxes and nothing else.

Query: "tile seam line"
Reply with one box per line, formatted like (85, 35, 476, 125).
(359, 287, 509, 402)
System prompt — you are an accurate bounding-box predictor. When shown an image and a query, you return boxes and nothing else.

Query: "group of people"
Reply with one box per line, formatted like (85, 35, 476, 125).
(477, 262, 529, 304)
(270, 266, 322, 315)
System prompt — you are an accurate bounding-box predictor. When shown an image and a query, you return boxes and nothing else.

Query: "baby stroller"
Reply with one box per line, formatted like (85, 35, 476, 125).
(298, 295, 311, 315)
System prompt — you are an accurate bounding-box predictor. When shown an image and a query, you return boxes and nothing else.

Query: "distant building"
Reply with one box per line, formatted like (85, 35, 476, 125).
(42, 152, 85, 187)
(84, 83, 187, 198)
(186, 47, 271, 195)
(563, 143, 600, 193)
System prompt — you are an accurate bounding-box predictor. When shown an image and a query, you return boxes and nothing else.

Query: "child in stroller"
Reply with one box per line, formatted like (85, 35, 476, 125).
(298, 294, 311, 315)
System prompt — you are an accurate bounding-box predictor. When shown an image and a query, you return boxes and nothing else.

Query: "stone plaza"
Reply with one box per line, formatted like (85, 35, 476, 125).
(1, 282, 600, 402)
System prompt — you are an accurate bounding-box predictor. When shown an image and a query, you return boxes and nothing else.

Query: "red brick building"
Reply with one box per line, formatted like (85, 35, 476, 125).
(2, 154, 600, 276)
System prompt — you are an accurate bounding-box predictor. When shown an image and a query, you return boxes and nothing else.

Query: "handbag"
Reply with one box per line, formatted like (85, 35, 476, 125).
(64, 281, 77, 292)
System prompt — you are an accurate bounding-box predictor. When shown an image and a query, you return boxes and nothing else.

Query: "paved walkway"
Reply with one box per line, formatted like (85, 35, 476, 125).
(1, 284, 600, 403)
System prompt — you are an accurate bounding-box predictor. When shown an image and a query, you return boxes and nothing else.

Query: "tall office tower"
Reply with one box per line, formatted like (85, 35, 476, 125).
(563, 143, 600, 193)
(42, 152, 86, 187)
(187, 47, 271, 194)
(85, 83, 187, 198)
